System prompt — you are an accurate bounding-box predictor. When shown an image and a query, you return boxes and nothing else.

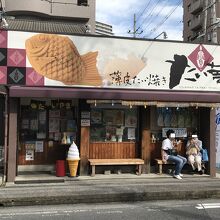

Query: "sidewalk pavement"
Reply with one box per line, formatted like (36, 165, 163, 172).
(1, 173, 220, 207)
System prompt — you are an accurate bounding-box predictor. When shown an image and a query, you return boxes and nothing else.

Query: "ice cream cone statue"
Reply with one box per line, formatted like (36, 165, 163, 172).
(67, 141, 80, 177)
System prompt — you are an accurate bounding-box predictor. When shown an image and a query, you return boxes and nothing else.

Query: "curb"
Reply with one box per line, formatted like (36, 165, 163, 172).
(1, 189, 220, 207)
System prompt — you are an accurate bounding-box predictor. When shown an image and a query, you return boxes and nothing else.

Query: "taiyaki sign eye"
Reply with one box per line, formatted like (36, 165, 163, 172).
(38, 34, 48, 42)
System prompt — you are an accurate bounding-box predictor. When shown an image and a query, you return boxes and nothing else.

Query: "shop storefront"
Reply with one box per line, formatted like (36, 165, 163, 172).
(1, 30, 219, 182)
(6, 86, 217, 181)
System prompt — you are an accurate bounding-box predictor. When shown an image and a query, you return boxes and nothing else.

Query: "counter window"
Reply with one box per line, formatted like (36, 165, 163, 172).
(90, 108, 138, 142)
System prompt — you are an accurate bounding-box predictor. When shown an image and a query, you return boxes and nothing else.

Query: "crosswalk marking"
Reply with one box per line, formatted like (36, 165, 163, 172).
(196, 203, 220, 209)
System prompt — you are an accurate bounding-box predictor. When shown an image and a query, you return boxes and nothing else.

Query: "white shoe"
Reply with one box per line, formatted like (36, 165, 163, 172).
(172, 171, 183, 177)
(173, 174, 182, 180)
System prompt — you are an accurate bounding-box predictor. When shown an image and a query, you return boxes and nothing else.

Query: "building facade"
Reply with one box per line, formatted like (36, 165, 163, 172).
(3, 0, 96, 34)
(183, 0, 220, 43)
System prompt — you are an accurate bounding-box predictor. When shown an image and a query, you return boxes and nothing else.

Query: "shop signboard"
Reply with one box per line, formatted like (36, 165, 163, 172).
(81, 119, 90, 127)
(1, 30, 220, 92)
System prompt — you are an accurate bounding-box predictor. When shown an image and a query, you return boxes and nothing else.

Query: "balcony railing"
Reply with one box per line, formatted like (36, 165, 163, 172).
(190, 0, 204, 14)
(190, 17, 204, 30)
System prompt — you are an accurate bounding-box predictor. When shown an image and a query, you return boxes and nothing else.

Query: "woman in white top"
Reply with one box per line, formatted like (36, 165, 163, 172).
(161, 129, 187, 180)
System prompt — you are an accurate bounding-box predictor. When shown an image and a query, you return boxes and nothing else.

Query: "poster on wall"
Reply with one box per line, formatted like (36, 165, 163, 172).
(128, 128, 135, 140)
(162, 128, 187, 138)
(35, 141, 44, 153)
(125, 110, 137, 127)
(25, 149, 34, 160)
(2, 30, 220, 92)
(49, 118, 60, 133)
(91, 110, 102, 124)
(103, 110, 124, 126)
(81, 119, 90, 126)
(216, 108, 220, 168)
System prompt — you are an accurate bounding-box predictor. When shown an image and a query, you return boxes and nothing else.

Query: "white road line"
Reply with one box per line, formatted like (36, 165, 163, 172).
(196, 203, 220, 209)
(0, 211, 58, 216)
(97, 210, 123, 214)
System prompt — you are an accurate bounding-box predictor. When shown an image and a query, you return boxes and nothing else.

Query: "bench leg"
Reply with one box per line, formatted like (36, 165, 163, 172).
(159, 164, 162, 175)
(137, 165, 142, 175)
(91, 165, 95, 177)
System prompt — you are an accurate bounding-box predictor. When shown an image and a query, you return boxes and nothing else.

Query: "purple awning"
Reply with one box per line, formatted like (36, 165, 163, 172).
(8, 86, 220, 103)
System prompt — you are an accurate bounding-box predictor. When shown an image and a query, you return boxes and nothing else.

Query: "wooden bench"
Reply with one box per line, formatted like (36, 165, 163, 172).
(155, 159, 207, 175)
(155, 159, 175, 175)
(88, 158, 144, 177)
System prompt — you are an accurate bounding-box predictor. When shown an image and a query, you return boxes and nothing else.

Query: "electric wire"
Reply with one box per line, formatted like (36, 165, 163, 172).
(144, 0, 182, 38)
(141, 1, 182, 58)
(135, 0, 153, 23)
(127, 0, 153, 34)
(136, 0, 163, 33)
(139, 0, 170, 36)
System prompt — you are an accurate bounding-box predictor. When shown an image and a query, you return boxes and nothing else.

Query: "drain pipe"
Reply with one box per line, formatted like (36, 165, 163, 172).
(0, 87, 8, 186)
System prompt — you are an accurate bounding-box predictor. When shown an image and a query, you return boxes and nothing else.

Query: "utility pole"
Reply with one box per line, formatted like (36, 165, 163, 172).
(133, 13, 136, 38)
(128, 14, 143, 38)
(203, 0, 208, 42)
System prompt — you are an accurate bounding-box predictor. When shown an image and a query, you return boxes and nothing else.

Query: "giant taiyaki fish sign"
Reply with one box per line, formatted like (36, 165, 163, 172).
(1, 30, 220, 92)
(25, 34, 102, 86)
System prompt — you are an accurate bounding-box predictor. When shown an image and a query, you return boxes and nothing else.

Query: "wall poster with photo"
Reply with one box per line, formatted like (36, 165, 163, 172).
(91, 109, 102, 124)
(49, 118, 60, 133)
(125, 109, 137, 127)
(103, 110, 124, 126)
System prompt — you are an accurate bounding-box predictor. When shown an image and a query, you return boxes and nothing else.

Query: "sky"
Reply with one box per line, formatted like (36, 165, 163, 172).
(96, 0, 183, 41)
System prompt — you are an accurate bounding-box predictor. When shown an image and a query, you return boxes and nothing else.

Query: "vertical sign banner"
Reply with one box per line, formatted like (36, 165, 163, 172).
(216, 108, 220, 168)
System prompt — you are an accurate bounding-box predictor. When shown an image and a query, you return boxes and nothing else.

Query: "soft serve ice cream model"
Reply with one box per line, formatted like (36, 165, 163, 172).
(67, 141, 80, 177)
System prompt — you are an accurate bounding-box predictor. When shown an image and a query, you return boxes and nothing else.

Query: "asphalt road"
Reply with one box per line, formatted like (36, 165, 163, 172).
(0, 199, 219, 220)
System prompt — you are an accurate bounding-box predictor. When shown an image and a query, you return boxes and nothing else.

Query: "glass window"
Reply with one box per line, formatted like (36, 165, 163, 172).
(19, 99, 77, 144)
(90, 107, 138, 142)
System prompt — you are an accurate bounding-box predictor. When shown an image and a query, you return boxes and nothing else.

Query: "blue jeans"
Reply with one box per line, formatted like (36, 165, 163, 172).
(168, 155, 187, 175)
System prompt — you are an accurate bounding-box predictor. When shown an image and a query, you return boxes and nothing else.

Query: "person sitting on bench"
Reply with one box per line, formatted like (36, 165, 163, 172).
(186, 132, 203, 175)
(161, 129, 187, 180)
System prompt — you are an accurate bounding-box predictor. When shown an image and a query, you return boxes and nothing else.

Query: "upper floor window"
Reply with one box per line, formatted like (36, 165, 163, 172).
(188, 4, 191, 12)
(188, 20, 192, 26)
(78, 0, 88, 6)
(195, 14, 201, 20)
